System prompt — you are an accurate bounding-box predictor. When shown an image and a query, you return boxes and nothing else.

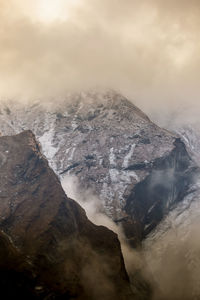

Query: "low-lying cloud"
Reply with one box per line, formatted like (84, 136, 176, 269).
(61, 174, 200, 300)
(61, 175, 146, 291)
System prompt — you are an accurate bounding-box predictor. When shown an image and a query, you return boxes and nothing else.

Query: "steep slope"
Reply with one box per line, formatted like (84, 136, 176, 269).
(0, 229, 42, 299)
(0, 130, 134, 300)
(0, 91, 198, 244)
(143, 174, 200, 300)
(174, 123, 200, 165)
(123, 138, 198, 245)
(137, 119, 200, 299)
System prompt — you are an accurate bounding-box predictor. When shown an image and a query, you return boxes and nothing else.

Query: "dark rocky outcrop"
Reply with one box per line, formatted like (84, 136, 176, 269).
(0, 131, 135, 299)
(122, 139, 199, 246)
(0, 230, 41, 299)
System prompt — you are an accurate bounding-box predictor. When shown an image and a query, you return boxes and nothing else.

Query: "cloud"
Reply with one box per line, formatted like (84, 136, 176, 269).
(61, 174, 200, 299)
(144, 219, 200, 300)
(0, 0, 199, 119)
(61, 174, 151, 297)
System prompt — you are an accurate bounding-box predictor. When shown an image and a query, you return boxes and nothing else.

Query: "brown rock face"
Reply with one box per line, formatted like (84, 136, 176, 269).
(0, 230, 40, 299)
(0, 131, 134, 299)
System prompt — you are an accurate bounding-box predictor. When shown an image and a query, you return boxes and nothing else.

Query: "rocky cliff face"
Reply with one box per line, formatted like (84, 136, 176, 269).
(136, 118, 200, 299)
(143, 176, 200, 299)
(0, 130, 134, 299)
(0, 91, 198, 244)
(0, 229, 41, 299)
(122, 138, 198, 245)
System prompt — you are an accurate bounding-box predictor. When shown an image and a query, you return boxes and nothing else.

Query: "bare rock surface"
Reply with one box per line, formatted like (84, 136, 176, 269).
(0, 130, 135, 300)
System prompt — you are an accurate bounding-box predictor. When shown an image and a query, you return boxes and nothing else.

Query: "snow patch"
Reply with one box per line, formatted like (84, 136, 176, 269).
(122, 144, 136, 168)
(109, 148, 116, 166)
(68, 147, 76, 161)
(71, 120, 78, 130)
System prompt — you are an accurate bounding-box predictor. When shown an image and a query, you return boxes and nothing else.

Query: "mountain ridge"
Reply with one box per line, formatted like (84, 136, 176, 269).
(0, 91, 198, 245)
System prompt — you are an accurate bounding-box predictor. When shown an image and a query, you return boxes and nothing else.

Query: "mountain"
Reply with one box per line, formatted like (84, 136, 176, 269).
(0, 91, 198, 246)
(0, 130, 135, 299)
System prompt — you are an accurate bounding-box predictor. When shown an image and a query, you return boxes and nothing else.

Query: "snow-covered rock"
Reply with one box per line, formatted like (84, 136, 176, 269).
(0, 91, 198, 244)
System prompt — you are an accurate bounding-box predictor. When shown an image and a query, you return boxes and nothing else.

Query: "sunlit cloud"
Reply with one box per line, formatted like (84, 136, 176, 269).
(0, 0, 199, 118)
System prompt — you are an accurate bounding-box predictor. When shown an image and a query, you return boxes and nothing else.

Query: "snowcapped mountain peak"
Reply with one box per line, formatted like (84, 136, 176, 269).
(0, 91, 196, 246)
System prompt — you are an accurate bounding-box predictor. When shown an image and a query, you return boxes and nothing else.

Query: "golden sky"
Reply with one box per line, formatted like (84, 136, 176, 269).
(0, 0, 200, 117)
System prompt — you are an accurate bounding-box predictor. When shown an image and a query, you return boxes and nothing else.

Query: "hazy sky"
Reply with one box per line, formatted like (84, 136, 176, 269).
(0, 0, 200, 117)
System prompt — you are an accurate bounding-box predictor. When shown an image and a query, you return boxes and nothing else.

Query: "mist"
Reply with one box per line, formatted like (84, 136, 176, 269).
(2, 1, 200, 298)
(0, 0, 200, 121)
(61, 175, 146, 290)
(61, 174, 200, 300)
(143, 201, 200, 300)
